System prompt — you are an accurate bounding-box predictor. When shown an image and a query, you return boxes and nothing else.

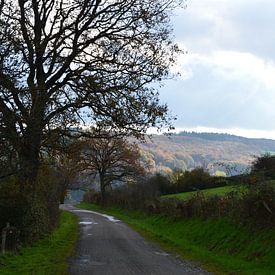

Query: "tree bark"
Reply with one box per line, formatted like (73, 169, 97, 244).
(19, 116, 45, 197)
(19, 146, 39, 191)
(99, 174, 106, 205)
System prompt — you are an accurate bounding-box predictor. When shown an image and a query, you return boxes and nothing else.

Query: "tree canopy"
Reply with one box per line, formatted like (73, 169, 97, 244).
(0, 0, 182, 184)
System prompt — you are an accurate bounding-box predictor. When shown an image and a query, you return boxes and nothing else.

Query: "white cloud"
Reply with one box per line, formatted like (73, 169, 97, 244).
(210, 51, 275, 90)
(176, 49, 275, 90)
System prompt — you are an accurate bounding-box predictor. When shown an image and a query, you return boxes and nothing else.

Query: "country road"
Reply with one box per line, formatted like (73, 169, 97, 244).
(62, 204, 211, 275)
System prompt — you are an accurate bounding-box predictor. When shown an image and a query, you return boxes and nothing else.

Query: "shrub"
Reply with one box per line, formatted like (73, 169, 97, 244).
(145, 173, 174, 195)
(251, 154, 275, 179)
(171, 168, 228, 193)
(0, 165, 63, 243)
(0, 178, 27, 230)
(236, 182, 275, 227)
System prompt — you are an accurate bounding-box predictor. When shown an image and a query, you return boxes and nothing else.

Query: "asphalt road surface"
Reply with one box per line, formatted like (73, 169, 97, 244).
(62, 204, 211, 275)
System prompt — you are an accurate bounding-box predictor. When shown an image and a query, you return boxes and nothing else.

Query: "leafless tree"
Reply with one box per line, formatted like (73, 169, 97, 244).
(77, 134, 144, 202)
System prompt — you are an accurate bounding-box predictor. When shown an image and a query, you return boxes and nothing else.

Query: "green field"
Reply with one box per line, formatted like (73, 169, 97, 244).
(0, 211, 79, 275)
(78, 203, 274, 275)
(162, 185, 246, 200)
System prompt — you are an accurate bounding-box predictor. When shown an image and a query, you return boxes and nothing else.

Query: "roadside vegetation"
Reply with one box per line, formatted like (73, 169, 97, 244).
(0, 211, 79, 275)
(78, 202, 274, 275)
(81, 154, 275, 274)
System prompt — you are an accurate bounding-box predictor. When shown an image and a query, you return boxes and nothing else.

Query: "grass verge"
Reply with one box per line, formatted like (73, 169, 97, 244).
(0, 210, 79, 275)
(78, 202, 274, 275)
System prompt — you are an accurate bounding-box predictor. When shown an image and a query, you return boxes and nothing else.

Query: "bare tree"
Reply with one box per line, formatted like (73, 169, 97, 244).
(0, 0, 182, 192)
(79, 136, 144, 203)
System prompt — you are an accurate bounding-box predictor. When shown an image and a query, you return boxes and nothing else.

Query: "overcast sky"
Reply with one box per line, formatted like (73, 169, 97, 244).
(159, 0, 275, 139)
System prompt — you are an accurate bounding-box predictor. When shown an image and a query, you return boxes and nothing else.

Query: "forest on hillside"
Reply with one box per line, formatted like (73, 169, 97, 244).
(137, 132, 275, 176)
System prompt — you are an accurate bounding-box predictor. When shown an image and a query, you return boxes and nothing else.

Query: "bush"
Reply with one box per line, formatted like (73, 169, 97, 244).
(0, 165, 63, 243)
(0, 178, 27, 230)
(235, 182, 275, 227)
(145, 173, 174, 195)
(251, 154, 275, 179)
(171, 168, 228, 193)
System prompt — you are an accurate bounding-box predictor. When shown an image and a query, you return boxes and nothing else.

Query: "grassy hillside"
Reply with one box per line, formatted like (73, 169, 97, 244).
(162, 185, 245, 200)
(78, 203, 275, 275)
(137, 132, 275, 175)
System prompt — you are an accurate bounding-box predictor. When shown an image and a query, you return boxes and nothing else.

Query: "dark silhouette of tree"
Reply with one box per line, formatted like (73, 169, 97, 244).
(0, 0, 182, 188)
(251, 154, 275, 179)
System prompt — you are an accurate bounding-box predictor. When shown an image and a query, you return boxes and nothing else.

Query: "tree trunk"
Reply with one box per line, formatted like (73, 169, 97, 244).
(99, 174, 106, 205)
(19, 147, 39, 192)
(19, 132, 41, 193)
(18, 100, 45, 193)
(17, 118, 50, 241)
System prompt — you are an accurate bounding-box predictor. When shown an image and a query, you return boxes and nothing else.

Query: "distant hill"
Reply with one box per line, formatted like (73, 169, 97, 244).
(138, 132, 275, 176)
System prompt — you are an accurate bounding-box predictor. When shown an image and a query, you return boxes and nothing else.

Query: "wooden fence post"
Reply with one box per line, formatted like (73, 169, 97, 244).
(1, 222, 10, 254)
